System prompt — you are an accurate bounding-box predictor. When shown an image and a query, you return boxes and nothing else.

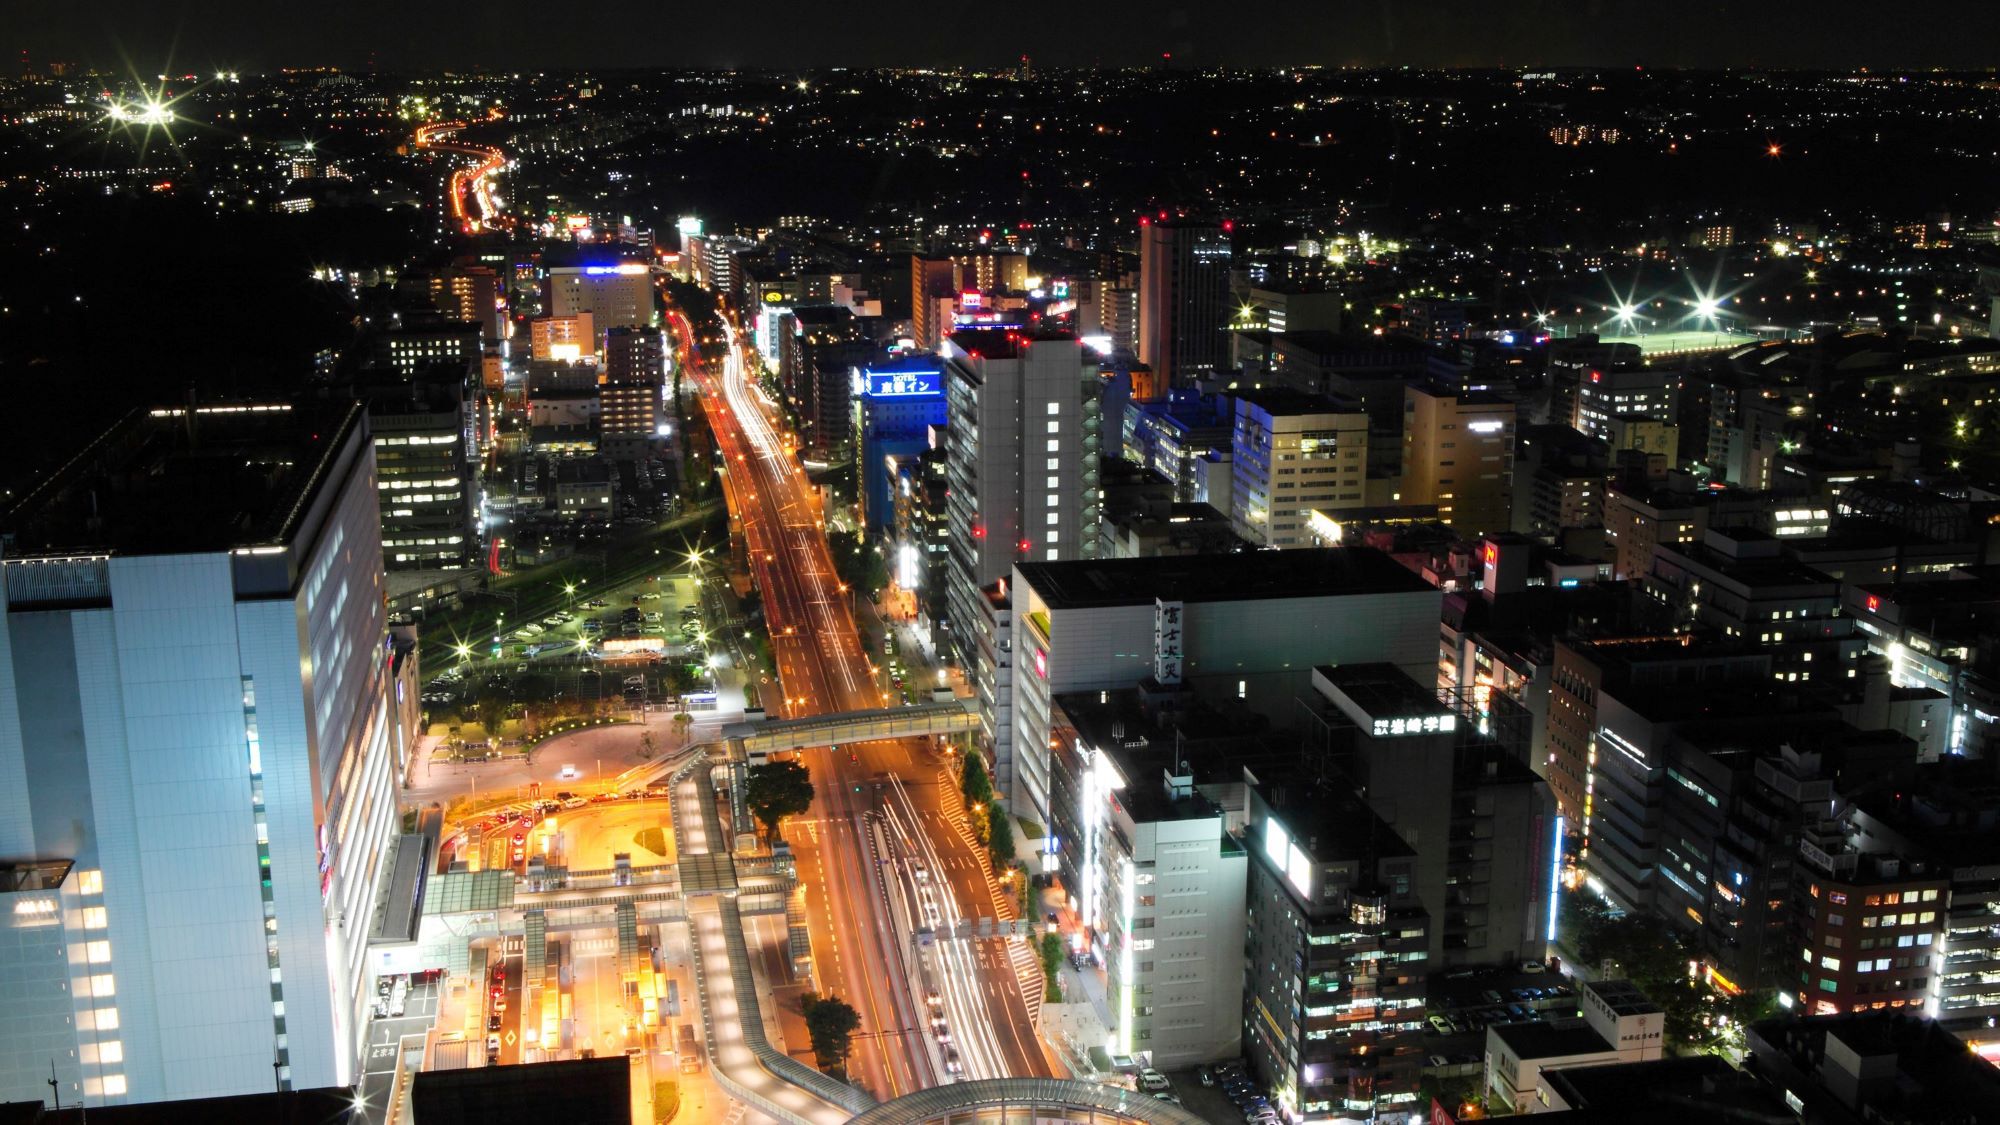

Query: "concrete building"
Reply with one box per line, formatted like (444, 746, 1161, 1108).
(1794, 842, 1949, 1018)
(362, 378, 476, 570)
(1227, 389, 1369, 549)
(889, 444, 951, 645)
(377, 321, 480, 384)
(1137, 218, 1231, 385)
(853, 357, 949, 538)
(1573, 365, 1679, 444)
(910, 255, 957, 353)
(1402, 384, 1515, 537)
(942, 331, 1103, 749)
(0, 401, 399, 1107)
(425, 264, 502, 343)
(1007, 548, 1441, 830)
(1243, 779, 1428, 1122)
(1301, 664, 1559, 968)
(1483, 979, 1664, 1113)
(1047, 688, 1248, 1067)
(528, 312, 595, 364)
(546, 263, 652, 330)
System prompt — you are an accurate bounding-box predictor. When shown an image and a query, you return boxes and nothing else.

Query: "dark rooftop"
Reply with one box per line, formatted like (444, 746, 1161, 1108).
(1490, 1018, 1615, 1060)
(3, 401, 367, 557)
(1231, 386, 1360, 416)
(1539, 1056, 1790, 1124)
(1253, 775, 1414, 869)
(1015, 546, 1435, 611)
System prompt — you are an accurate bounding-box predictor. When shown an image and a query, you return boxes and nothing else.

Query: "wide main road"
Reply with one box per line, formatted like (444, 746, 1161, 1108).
(666, 302, 1050, 1099)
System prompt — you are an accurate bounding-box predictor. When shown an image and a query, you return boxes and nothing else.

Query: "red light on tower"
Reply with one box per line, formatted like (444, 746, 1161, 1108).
(1221, 219, 1234, 232)
(1138, 216, 1150, 227)
(1019, 539, 1033, 552)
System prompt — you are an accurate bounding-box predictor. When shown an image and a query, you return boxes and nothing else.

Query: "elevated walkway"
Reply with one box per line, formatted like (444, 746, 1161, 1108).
(673, 753, 873, 1123)
(727, 699, 979, 760)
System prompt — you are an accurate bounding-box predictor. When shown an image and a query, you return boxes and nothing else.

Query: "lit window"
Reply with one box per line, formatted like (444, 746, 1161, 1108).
(100, 1042, 122, 1064)
(86, 941, 112, 964)
(89, 975, 115, 998)
(83, 907, 107, 930)
(1047, 402, 1060, 415)
(102, 1076, 126, 1097)
(77, 871, 103, 895)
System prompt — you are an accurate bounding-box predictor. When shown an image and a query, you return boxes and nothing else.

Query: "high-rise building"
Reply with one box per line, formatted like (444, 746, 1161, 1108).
(425, 264, 502, 343)
(1300, 663, 1559, 969)
(1243, 778, 1429, 1122)
(0, 401, 398, 1107)
(363, 378, 476, 570)
(1402, 383, 1516, 536)
(853, 357, 948, 537)
(1573, 365, 1680, 445)
(910, 255, 957, 353)
(1008, 548, 1440, 829)
(377, 321, 481, 384)
(890, 442, 951, 643)
(528, 312, 596, 364)
(942, 331, 1103, 778)
(1137, 218, 1231, 385)
(601, 326, 665, 387)
(546, 263, 653, 330)
(1227, 389, 1370, 548)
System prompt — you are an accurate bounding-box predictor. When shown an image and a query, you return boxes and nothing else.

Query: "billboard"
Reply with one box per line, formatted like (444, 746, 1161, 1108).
(865, 368, 943, 399)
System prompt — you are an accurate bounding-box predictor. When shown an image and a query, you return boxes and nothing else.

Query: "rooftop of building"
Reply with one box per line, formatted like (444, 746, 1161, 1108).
(1313, 662, 1454, 727)
(946, 326, 1077, 362)
(1253, 775, 1416, 869)
(1538, 1056, 1790, 1124)
(1268, 328, 1430, 356)
(1230, 386, 1362, 417)
(1491, 1018, 1617, 1060)
(1584, 978, 1662, 1015)
(2, 400, 367, 558)
(1015, 546, 1435, 611)
(1055, 687, 1286, 823)
(1749, 1012, 2000, 1124)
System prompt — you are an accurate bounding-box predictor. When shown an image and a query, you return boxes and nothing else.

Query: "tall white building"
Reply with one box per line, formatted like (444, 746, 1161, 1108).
(943, 330, 1102, 787)
(0, 402, 399, 1108)
(546, 262, 654, 329)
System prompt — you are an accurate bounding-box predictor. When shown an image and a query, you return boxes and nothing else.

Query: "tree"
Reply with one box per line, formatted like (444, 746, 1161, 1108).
(1039, 932, 1065, 1004)
(639, 730, 656, 760)
(987, 802, 1016, 864)
(744, 759, 815, 840)
(961, 752, 993, 806)
(800, 993, 861, 1075)
(673, 711, 694, 742)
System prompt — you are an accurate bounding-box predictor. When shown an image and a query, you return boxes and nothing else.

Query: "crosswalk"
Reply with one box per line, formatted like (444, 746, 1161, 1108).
(1006, 935, 1046, 1027)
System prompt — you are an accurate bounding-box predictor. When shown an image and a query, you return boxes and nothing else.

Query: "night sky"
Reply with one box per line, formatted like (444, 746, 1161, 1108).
(10, 0, 1998, 73)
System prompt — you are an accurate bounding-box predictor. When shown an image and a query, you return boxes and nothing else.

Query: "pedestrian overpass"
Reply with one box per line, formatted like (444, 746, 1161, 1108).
(729, 698, 980, 761)
(611, 699, 979, 791)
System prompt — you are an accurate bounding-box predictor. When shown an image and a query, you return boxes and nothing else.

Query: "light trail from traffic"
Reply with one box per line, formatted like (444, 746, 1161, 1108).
(668, 300, 1053, 1099)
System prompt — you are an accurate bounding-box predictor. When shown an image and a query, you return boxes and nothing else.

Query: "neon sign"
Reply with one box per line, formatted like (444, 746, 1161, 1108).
(865, 369, 943, 398)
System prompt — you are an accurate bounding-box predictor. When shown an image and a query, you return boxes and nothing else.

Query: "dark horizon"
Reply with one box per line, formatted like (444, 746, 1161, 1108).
(11, 0, 2000, 76)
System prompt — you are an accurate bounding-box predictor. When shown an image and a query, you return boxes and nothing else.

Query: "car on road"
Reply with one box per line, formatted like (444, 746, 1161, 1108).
(1139, 1069, 1169, 1092)
(487, 1014, 502, 1032)
(584, 598, 607, 608)
(486, 1035, 500, 1062)
(558, 764, 580, 780)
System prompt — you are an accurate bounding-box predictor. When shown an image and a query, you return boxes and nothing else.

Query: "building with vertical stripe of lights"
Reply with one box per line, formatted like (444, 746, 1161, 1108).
(0, 401, 399, 1108)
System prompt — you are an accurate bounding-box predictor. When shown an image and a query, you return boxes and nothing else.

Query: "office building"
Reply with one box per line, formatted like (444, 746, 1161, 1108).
(1008, 547, 1441, 828)
(910, 255, 957, 352)
(377, 322, 480, 384)
(1573, 365, 1679, 444)
(1137, 218, 1231, 385)
(1126, 391, 1233, 504)
(1227, 389, 1370, 548)
(601, 326, 665, 388)
(853, 357, 949, 537)
(1301, 663, 1559, 968)
(889, 444, 951, 643)
(546, 263, 652, 330)
(1243, 778, 1428, 1123)
(1794, 844, 1948, 1017)
(942, 331, 1103, 741)
(363, 378, 476, 570)
(528, 312, 596, 364)
(0, 401, 399, 1107)
(1402, 383, 1515, 536)
(1047, 688, 1248, 1067)
(1483, 979, 1664, 1113)
(424, 264, 502, 343)
(1746, 1012, 2000, 1124)
(777, 307, 869, 457)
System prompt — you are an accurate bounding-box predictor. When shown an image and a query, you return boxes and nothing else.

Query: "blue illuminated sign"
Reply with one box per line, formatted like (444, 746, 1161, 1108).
(866, 369, 943, 399)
